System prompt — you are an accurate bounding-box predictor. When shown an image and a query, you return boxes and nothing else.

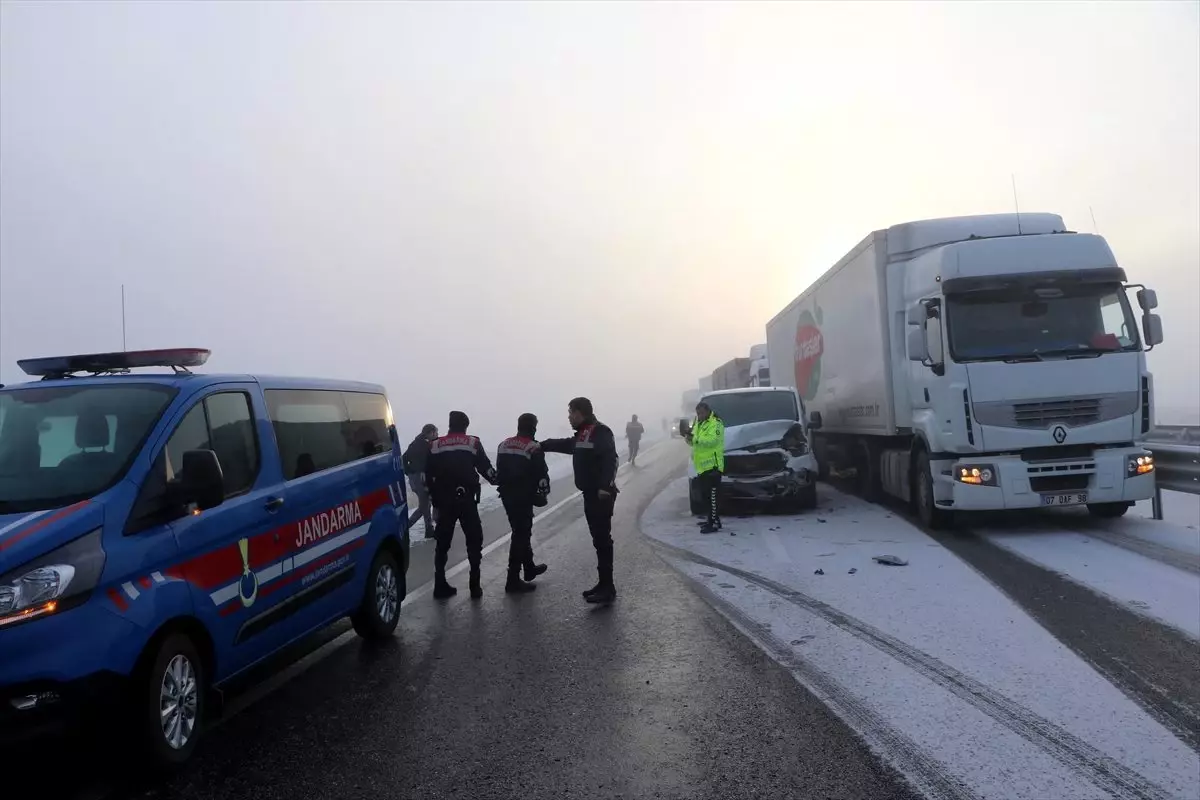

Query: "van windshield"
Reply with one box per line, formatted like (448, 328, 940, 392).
(702, 392, 798, 427)
(0, 384, 177, 513)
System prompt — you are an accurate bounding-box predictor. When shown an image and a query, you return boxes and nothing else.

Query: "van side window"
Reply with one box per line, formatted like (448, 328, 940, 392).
(127, 392, 260, 534)
(265, 389, 389, 481)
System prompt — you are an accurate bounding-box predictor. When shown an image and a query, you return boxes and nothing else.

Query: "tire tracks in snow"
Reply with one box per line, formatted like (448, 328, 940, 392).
(650, 538, 1176, 800)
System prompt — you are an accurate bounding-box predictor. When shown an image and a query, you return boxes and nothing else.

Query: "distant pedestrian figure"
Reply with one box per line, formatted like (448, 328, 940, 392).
(496, 413, 551, 594)
(426, 411, 497, 599)
(687, 402, 725, 534)
(542, 397, 620, 604)
(403, 423, 438, 539)
(625, 414, 645, 466)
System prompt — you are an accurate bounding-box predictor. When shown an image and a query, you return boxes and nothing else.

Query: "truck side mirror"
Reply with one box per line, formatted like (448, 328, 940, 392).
(181, 449, 225, 511)
(1142, 313, 1163, 348)
(808, 411, 823, 430)
(1136, 289, 1159, 311)
(906, 302, 926, 326)
(925, 316, 945, 368)
(907, 327, 929, 362)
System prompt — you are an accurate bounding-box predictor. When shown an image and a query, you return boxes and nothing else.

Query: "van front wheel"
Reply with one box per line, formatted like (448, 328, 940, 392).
(353, 548, 402, 640)
(140, 633, 205, 771)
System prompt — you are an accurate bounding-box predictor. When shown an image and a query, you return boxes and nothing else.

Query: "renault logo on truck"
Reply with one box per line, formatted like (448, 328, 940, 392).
(794, 304, 825, 402)
(1052, 425, 1068, 444)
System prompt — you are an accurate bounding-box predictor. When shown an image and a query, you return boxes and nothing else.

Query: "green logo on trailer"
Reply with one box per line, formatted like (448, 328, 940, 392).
(794, 305, 824, 402)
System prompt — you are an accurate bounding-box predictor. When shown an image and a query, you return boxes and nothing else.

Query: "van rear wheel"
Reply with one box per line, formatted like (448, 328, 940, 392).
(352, 548, 402, 640)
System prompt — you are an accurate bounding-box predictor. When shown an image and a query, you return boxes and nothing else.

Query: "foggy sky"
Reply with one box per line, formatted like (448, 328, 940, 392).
(1, 0, 1197, 442)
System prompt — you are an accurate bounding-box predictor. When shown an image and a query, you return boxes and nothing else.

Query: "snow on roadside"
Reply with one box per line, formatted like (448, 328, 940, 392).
(973, 496, 1200, 639)
(640, 478, 1200, 800)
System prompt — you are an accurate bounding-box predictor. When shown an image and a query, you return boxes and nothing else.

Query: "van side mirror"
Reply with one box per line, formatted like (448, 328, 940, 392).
(182, 449, 225, 511)
(1136, 289, 1159, 311)
(1142, 313, 1163, 348)
(907, 327, 929, 362)
(808, 411, 823, 430)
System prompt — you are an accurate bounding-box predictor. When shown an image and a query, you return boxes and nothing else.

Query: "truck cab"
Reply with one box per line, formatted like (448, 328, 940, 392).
(900, 216, 1161, 525)
(686, 387, 819, 513)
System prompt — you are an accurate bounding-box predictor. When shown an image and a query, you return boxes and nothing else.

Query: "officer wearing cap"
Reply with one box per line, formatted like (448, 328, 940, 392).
(496, 413, 551, 594)
(425, 411, 497, 599)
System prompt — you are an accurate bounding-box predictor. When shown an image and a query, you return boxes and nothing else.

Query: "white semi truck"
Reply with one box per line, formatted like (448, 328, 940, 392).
(766, 212, 1163, 528)
(749, 343, 770, 387)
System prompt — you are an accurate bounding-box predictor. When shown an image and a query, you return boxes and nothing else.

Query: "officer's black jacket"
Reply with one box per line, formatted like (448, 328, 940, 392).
(425, 433, 496, 503)
(541, 419, 618, 493)
(496, 435, 550, 501)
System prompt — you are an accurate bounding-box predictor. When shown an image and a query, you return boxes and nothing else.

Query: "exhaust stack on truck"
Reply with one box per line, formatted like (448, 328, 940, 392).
(765, 212, 1162, 528)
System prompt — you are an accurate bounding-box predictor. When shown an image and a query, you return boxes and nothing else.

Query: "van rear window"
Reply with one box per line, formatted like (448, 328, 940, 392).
(265, 390, 389, 480)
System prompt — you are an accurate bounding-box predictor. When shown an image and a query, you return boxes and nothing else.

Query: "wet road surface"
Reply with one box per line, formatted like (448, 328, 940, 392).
(62, 440, 919, 799)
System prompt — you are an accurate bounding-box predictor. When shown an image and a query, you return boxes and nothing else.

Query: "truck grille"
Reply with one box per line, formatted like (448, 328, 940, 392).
(1012, 398, 1101, 428)
(725, 452, 786, 477)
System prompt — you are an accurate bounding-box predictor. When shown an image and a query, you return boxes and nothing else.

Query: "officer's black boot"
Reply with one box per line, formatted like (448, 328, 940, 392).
(585, 548, 616, 604)
(505, 566, 537, 594)
(469, 566, 483, 599)
(523, 561, 548, 582)
(433, 551, 457, 599)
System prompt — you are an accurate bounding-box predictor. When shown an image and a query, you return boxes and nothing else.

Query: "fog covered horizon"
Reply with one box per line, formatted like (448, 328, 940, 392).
(1, 1, 1197, 432)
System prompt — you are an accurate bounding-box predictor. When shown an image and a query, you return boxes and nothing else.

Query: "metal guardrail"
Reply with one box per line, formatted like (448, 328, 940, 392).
(1145, 440, 1200, 519)
(1144, 424, 1200, 446)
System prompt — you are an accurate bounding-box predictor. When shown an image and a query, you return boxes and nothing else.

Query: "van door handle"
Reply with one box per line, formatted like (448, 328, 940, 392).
(264, 497, 284, 512)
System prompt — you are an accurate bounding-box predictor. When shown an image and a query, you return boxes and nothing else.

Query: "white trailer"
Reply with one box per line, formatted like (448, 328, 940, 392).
(766, 212, 1163, 527)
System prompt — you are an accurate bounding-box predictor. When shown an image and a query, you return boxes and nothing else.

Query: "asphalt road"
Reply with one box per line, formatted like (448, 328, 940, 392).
(63, 438, 918, 800)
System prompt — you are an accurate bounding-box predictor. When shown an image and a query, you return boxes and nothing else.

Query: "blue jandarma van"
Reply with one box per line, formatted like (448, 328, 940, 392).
(0, 348, 410, 767)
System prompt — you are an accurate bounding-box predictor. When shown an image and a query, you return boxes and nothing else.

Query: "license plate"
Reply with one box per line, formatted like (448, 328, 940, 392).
(1041, 492, 1088, 507)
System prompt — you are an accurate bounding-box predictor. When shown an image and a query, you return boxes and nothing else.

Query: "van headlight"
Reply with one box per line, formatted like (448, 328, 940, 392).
(0, 529, 105, 628)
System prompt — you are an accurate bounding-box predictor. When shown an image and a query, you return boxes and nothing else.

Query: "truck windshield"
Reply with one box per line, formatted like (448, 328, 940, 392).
(946, 282, 1140, 362)
(703, 392, 798, 426)
(0, 384, 177, 513)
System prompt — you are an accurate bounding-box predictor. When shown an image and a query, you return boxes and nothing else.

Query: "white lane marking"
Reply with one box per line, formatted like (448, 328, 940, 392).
(121, 582, 140, 600)
(210, 440, 673, 720)
(0, 510, 48, 542)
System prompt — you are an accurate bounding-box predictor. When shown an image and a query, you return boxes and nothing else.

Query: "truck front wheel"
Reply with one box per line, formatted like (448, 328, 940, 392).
(1087, 502, 1132, 519)
(914, 450, 953, 530)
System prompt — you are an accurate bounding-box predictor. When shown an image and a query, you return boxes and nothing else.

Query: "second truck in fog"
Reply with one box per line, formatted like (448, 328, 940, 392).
(766, 212, 1162, 527)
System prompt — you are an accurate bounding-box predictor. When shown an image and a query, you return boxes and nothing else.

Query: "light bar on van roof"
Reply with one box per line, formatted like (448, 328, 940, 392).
(18, 348, 211, 378)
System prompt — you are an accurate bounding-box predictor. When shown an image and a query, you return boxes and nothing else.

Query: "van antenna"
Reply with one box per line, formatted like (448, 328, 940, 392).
(121, 284, 127, 352)
(1011, 174, 1022, 234)
(1089, 206, 1100, 234)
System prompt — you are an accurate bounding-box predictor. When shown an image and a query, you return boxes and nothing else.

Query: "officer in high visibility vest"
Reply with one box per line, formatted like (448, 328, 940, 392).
(687, 401, 725, 533)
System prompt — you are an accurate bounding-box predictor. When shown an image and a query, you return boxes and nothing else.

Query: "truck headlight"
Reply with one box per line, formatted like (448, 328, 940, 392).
(956, 464, 997, 486)
(1128, 453, 1154, 476)
(0, 529, 105, 628)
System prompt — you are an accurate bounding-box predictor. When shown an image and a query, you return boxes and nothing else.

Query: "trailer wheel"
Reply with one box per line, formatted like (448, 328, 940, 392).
(856, 440, 881, 502)
(914, 450, 953, 530)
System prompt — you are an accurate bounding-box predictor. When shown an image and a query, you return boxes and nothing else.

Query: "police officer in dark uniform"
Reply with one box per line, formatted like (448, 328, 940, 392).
(496, 413, 551, 594)
(541, 397, 619, 604)
(425, 411, 497, 600)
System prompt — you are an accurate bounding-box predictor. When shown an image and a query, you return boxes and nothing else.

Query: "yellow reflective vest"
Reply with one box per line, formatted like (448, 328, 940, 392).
(691, 415, 725, 473)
